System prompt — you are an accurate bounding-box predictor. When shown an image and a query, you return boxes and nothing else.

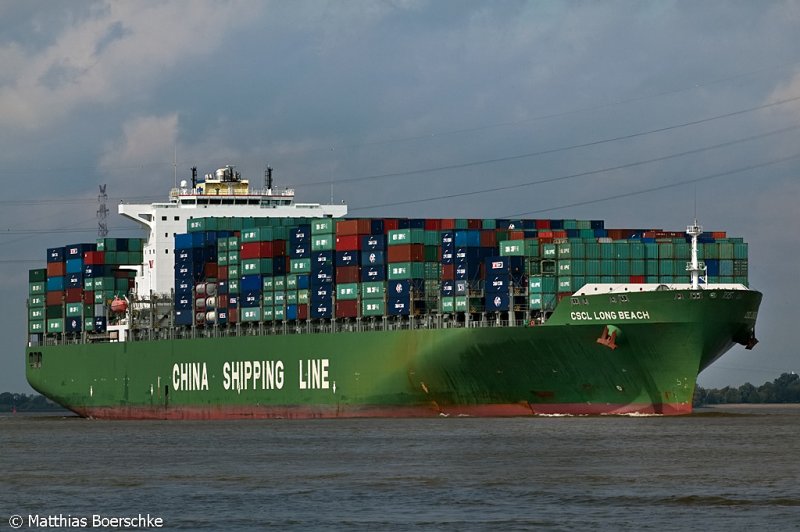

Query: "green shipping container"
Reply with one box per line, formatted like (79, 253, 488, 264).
(336, 283, 358, 300)
(387, 229, 425, 245)
(362, 299, 385, 316)
(388, 262, 425, 280)
(228, 279, 240, 294)
(29, 295, 45, 308)
(47, 319, 64, 333)
(311, 219, 336, 235)
(29, 321, 45, 334)
(29, 282, 45, 295)
(529, 294, 544, 310)
(291, 258, 311, 273)
(500, 240, 525, 256)
(29, 307, 45, 321)
(362, 282, 385, 299)
(311, 234, 334, 251)
(29, 269, 46, 283)
(241, 258, 272, 275)
(66, 303, 83, 317)
(440, 297, 455, 313)
(241, 308, 261, 322)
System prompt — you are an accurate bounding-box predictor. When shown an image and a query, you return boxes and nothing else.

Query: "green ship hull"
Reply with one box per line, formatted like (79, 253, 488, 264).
(26, 288, 761, 418)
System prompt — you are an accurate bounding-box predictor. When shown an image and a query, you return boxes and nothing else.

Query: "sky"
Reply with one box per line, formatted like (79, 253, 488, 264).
(1, 0, 798, 393)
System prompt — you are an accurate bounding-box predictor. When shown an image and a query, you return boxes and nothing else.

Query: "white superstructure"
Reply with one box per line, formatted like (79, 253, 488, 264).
(119, 166, 347, 298)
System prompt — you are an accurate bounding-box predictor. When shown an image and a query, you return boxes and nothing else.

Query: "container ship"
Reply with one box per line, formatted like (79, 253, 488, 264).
(25, 166, 761, 418)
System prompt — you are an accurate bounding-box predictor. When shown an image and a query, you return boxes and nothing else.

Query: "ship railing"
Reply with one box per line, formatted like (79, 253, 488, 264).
(53, 312, 543, 345)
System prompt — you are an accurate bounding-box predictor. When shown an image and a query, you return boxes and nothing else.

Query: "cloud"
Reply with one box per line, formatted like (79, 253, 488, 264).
(97, 113, 179, 194)
(0, 0, 263, 132)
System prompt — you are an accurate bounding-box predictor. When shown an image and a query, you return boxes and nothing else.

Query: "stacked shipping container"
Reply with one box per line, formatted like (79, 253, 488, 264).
(28, 239, 143, 335)
(27, 218, 752, 336)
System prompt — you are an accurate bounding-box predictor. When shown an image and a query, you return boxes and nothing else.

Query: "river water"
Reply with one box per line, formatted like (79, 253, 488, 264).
(2, 405, 799, 530)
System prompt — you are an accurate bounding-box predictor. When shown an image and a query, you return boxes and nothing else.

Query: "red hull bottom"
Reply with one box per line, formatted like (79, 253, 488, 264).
(74, 401, 692, 420)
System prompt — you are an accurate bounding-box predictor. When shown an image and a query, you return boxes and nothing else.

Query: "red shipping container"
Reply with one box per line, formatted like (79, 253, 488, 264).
(508, 230, 525, 240)
(629, 276, 646, 284)
(298, 304, 308, 321)
(239, 242, 260, 259)
(441, 219, 456, 230)
(467, 219, 482, 229)
(205, 262, 218, 279)
(335, 300, 359, 318)
(83, 290, 94, 305)
(538, 231, 554, 239)
(268, 240, 286, 257)
(66, 288, 83, 303)
(228, 308, 238, 323)
(83, 251, 105, 265)
(535, 219, 550, 229)
(46, 291, 64, 306)
(47, 262, 65, 277)
(387, 244, 424, 263)
(218, 295, 229, 308)
(335, 235, 361, 251)
(479, 230, 497, 248)
(424, 219, 442, 231)
(336, 265, 360, 283)
(441, 264, 455, 280)
(218, 266, 229, 280)
(383, 219, 399, 232)
(711, 231, 727, 239)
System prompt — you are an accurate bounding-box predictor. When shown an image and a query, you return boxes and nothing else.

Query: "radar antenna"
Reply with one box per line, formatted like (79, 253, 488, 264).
(97, 184, 109, 237)
(686, 219, 706, 289)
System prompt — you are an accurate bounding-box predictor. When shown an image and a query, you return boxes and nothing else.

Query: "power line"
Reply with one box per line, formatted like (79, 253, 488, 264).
(504, 152, 800, 217)
(348, 123, 800, 212)
(0, 196, 161, 207)
(268, 57, 800, 155)
(0, 227, 141, 235)
(296, 95, 800, 188)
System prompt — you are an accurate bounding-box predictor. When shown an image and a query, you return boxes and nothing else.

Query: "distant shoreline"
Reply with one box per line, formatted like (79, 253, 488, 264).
(698, 403, 800, 409)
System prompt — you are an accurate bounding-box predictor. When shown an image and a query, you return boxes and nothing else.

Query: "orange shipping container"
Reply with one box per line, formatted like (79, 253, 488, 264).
(65, 288, 83, 303)
(335, 300, 359, 318)
(336, 219, 372, 236)
(336, 266, 360, 283)
(47, 262, 66, 277)
(387, 244, 424, 263)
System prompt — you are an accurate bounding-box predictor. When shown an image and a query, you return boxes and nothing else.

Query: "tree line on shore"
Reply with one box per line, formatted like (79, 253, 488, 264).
(0, 392, 67, 412)
(693, 372, 800, 406)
